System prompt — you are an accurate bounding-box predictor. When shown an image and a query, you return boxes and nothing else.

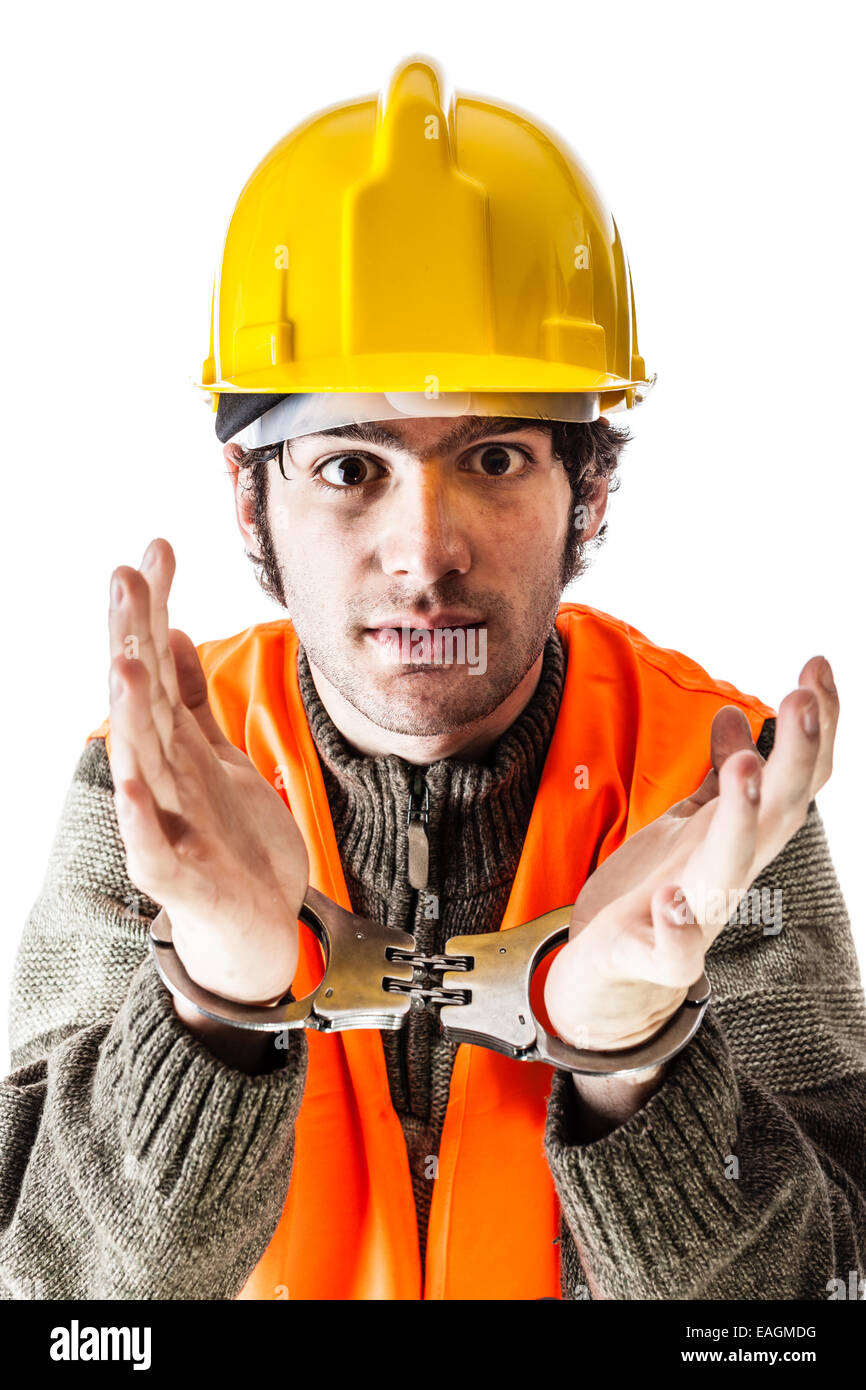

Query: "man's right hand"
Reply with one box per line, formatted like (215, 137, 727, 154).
(108, 537, 310, 1009)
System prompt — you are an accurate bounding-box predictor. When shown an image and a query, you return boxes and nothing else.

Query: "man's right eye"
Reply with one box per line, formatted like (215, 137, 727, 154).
(312, 454, 387, 490)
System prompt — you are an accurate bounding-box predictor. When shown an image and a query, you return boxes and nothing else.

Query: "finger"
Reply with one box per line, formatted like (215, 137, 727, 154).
(140, 538, 181, 707)
(168, 629, 242, 758)
(757, 684, 821, 850)
(667, 705, 766, 821)
(680, 748, 762, 944)
(665, 766, 718, 818)
(109, 564, 175, 754)
(710, 704, 765, 774)
(114, 773, 190, 899)
(109, 653, 182, 816)
(106, 652, 142, 796)
(796, 654, 838, 796)
(107, 570, 142, 795)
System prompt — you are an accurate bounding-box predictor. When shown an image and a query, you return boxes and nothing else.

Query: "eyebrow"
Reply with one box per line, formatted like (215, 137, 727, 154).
(297, 416, 550, 462)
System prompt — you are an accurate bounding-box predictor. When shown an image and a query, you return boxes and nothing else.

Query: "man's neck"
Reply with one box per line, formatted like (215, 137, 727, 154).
(305, 651, 547, 765)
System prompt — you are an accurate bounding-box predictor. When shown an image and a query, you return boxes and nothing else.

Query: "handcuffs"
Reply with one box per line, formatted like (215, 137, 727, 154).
(149, 886, 711, 1077)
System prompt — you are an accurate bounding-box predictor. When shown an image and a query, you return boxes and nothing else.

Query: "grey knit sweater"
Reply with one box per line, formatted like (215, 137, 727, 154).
(2, 626, 865, 1299)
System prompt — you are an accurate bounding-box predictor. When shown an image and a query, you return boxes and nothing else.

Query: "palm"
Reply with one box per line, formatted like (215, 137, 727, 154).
(545, 675, 838, 1051)
(109, 539, 310, 1005)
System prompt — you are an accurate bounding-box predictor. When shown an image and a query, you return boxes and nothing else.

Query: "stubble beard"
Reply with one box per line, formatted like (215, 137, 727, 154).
(261, 504, 581, 739)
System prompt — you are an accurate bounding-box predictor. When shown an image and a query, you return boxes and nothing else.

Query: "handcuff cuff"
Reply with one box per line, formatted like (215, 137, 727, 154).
(149, 886, 711, 1077)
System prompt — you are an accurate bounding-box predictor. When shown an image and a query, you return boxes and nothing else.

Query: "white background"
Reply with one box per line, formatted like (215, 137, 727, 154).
(1, 1, 863, 1068)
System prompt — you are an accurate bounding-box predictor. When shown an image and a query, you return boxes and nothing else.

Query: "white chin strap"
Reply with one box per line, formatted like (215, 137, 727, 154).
(228, 390, 612, 448)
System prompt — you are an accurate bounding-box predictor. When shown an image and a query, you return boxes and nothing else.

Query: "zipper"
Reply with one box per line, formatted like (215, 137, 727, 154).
(408, 766, 430, 1295)
(404, 767, 435, 1294)
(395, 1016, 411, 1113)
(395, 767, 430, 1111)
(407, 768, 430, 890)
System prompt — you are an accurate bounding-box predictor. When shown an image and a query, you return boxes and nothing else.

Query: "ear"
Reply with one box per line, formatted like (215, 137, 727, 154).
(580, 473, 609, 541)
(223, 442, 258, 550)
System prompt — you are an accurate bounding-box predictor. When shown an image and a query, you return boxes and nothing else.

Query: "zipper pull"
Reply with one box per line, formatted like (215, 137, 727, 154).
(407, 768, 429, 890)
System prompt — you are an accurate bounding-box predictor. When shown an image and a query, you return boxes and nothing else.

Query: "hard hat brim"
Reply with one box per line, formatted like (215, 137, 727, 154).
(198, 353, 652, 398)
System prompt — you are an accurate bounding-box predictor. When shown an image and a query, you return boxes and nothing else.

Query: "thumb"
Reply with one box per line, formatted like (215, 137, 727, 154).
(644, 884, 706, 988)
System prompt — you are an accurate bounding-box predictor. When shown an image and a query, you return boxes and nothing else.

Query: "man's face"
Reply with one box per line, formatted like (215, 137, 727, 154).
(241, 416, 588, 738)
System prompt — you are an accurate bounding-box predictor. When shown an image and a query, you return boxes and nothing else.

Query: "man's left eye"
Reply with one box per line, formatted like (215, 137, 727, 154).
(463, 443, 531, 477)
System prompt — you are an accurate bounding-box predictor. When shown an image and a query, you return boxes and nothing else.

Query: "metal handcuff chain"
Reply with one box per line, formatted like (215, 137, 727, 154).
(149, 885, 711, 1077)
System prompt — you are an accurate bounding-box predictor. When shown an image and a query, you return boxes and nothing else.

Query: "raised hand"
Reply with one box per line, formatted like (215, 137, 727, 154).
(108, 538, 309, 1007)
(544, 656, 839, 1055)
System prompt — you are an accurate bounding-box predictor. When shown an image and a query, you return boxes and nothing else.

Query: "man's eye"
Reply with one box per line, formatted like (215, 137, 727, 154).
(315, 453, 386, 488)
(463, 443, 532, 477)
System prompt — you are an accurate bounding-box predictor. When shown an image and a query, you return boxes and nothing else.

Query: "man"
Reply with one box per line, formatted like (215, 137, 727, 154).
(2, 57, 864, 1302)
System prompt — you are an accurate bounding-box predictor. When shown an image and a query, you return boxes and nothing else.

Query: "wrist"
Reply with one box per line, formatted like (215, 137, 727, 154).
(569, 1061, 668, 1142)
(172, 954, 296, 1011)
(172, 995, 281, 1076)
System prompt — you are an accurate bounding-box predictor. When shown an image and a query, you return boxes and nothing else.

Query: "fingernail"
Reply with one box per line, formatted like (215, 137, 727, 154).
(111, 576, 125, 607)
(141, 542, 156, 570)
(819, 659, 836, 693)
(802, 700, 819, 736)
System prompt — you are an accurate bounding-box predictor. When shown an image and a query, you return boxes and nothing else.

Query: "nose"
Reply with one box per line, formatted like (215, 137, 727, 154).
(377, 465, 471, 584)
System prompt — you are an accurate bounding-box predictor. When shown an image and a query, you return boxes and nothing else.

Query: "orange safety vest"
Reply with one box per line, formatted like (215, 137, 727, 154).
(87, 602, 776, 1299)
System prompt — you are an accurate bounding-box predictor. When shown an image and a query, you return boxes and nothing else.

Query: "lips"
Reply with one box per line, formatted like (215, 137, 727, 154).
(366, 612, 483, 630)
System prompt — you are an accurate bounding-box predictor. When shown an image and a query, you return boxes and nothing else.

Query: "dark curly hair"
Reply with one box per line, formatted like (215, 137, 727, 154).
(228, 417, 631, 608)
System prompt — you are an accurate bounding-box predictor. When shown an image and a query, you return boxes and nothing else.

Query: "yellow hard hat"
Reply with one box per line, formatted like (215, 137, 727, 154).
(201, 55, 654, 418)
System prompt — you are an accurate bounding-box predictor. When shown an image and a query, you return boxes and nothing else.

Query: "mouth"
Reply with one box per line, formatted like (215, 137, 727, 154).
(363, 618, 487, 667)
(365, 622, 483, 634)
(364, 621, 484, 644)
(365, 612, 485, 632)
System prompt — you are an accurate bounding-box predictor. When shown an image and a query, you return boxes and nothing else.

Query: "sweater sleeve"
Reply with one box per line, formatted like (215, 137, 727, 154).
(545, 724, 866, 1300)
(1, 737, 308, 1300)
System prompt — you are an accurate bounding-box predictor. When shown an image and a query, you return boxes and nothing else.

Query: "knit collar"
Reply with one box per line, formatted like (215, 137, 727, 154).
(295, 628, 567, 900)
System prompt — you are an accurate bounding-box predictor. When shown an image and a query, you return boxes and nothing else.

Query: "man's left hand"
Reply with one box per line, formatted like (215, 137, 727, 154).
(543, 655, 838, 1062)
